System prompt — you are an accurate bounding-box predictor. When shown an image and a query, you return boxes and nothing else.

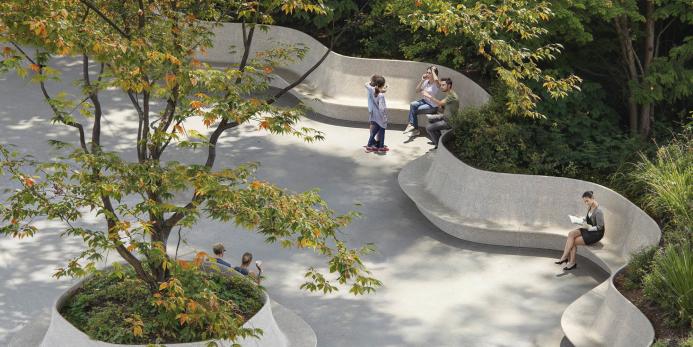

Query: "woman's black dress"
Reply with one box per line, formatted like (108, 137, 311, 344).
(579, 208, 605, 245)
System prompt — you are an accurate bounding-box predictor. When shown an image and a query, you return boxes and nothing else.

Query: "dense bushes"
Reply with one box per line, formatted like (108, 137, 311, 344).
(643, 242, 693, 328)
(447, 82, 643, 183)
(447, 91, 692, 343)
(61, 265, 264, 344)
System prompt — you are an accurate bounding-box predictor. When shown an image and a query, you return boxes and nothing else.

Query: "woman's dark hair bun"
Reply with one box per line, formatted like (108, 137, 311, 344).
(582, 191, 594, 198)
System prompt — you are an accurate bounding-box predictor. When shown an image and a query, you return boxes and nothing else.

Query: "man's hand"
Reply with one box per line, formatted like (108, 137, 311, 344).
(422, 91, 431, 98)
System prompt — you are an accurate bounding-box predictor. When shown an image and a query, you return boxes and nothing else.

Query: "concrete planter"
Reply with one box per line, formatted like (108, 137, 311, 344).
(40, 270, 287, 347)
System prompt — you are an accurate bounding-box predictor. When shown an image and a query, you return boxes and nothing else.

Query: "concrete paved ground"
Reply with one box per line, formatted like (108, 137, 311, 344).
(0, 58, 605, 346)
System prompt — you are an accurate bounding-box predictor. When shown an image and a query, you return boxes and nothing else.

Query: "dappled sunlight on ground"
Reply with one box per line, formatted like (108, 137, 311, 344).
(0, 56, 603, 346)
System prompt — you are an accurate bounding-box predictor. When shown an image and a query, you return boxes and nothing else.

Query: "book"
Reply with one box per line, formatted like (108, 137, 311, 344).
(569, 215, 585, 225)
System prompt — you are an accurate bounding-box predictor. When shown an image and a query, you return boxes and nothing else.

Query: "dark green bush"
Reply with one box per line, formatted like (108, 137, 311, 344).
(61, 265, 264, 344)
(622, 246, 658, 291)
(447, 82, 643, 183)
(613, 127, 692, 245)
(643, 242, 693, 329)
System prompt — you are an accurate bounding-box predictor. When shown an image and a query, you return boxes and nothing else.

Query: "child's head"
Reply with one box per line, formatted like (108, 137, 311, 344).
(373, 76, 386, 95)
(370, 74, 383, 87)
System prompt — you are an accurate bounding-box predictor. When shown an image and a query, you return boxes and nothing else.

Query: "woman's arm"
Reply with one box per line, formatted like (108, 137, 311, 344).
(415, 78, 425, 93)
(588, 209, 605, 232)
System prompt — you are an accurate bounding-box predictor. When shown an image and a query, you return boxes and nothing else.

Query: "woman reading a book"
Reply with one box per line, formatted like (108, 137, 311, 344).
(555, 191, 605, 270)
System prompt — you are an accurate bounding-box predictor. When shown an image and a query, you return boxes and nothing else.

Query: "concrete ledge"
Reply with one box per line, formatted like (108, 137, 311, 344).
(398, 131, 660, 347)
(199, 22, 490, 125)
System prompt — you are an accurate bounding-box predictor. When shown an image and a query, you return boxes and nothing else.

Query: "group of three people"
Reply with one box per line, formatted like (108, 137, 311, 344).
(364, 66, 460, 152)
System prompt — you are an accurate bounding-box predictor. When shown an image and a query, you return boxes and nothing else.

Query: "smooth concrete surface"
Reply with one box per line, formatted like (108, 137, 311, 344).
(200, 22, 490, 125)
(398, 131, 660, 347)
(0, 57, 607, 347)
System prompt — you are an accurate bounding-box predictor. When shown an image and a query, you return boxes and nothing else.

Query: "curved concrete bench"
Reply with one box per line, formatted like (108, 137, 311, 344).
(398, 131, 661, 347)
(200, 22, 490, 125)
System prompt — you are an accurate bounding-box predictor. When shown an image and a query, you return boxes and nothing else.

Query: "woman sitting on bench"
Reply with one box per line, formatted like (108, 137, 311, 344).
(555, 191, 605, 270)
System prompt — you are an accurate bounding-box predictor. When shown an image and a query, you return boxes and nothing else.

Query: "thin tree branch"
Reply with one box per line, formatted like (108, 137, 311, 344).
(266, 0, 369, 104)
(655, 18, 675, 57)
(78, 0, 132, 40)
(11, 45, 90, 153)
(83, 55, 104, 152)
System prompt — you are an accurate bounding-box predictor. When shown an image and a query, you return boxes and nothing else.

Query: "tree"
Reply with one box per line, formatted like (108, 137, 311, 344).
(595, 0, 693, 137)
(388, 0, 583, 119)
(0, 0, 380, 340)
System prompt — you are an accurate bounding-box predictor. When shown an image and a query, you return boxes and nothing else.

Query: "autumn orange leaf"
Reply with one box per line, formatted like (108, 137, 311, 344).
(21, 176, 35, 187)
(29, 64, 40, 73)
(133, 325, 143, 337)
(263, 66, 273, 74)
(258, 119, 269, 130)
(190, 100, 203, 109)
(174, 124, 185, 134)
(250, 181, 263, 190)
(164, 73, 177, 87)
(2, 47, 12, 57)
(203, 116, 216, 127)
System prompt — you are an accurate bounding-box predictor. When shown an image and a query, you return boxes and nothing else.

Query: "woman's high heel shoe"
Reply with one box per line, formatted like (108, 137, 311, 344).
(554, 258, 568, 265)
(563, 263, 577, 271)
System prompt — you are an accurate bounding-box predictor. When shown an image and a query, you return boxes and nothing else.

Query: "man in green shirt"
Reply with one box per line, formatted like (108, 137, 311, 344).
(422, 77, 459, 149)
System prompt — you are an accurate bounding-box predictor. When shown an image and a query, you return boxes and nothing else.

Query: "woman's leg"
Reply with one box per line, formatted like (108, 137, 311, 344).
(568, 236, 586, 265)
(559, 229, 581, 260)
(412, 103, 434, 128)
(408, 100, 425, 126)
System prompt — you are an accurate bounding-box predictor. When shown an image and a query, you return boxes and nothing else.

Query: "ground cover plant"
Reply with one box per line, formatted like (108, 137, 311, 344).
(61, 263, 265, 344)
(0, 0, 381, 343)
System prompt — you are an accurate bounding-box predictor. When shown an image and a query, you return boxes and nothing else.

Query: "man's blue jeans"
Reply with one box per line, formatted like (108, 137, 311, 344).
(408, 99, 437, 128)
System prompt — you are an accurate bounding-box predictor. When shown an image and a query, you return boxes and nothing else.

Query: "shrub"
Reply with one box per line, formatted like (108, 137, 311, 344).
(622, 128, 692, 244)
(643, 242, 693, 328)
(447, 82, 643, 183)
(61, 265, 264, 344)
(623, 246, 658, 290)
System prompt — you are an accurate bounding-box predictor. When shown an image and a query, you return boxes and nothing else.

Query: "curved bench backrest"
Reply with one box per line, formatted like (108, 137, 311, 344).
(428, 133, 660, 258)
(202, 22, 489, 109)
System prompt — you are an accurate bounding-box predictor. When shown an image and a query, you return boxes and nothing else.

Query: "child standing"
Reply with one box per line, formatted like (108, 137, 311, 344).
(365, 75, 384, 148)
(366, 76, 388, 153)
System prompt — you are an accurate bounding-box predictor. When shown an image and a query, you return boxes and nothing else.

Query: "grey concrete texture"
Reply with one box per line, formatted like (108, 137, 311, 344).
(200, 22, 490, 125)
(0, 56, 606, 346)
(398, 131, 661, 347)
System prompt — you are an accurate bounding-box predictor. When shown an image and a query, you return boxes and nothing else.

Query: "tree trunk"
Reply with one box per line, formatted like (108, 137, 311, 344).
(639, 0, 656, 137)
(614, 17, 641, 136)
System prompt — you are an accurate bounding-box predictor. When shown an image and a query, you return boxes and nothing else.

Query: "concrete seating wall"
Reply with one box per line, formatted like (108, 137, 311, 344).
(422, 143, 659, 271)
(399, 131, 661, 347)
(200, 22, 490, 125)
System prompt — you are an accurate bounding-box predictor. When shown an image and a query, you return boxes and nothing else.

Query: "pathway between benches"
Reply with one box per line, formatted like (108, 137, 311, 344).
(0, 58, 607, 346)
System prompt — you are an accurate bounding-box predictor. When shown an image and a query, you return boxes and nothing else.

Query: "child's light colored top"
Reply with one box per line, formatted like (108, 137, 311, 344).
(369, 91, 388, 129)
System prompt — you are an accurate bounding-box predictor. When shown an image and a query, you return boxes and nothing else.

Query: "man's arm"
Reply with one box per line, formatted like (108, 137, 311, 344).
(422, 91, 446, 107)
